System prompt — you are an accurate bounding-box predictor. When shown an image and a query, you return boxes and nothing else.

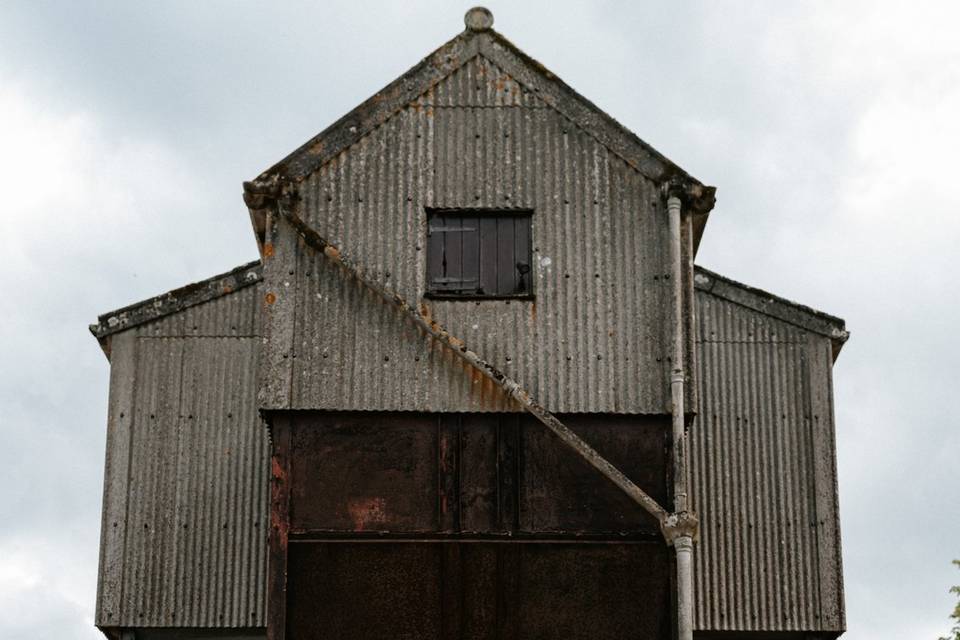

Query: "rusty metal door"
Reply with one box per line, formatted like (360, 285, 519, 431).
(269, 412, 672, 640)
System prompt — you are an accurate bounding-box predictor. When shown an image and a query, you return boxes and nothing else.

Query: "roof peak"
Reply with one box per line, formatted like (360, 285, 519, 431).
(244, 11, 715, 252)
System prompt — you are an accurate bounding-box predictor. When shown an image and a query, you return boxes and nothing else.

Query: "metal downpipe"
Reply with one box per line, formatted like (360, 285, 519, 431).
(668, 193, 695, 640)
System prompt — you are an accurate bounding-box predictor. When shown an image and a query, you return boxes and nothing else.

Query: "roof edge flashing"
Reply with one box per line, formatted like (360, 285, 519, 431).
(694, 266, 849, 359)
(89, 260, 263, 346)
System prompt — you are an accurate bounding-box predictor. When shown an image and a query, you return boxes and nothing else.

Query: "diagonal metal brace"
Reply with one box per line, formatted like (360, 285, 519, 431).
(272, 201, 670, 526)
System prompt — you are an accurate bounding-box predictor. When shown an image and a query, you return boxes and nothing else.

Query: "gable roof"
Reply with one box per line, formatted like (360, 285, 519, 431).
(243, 8, 716, 252)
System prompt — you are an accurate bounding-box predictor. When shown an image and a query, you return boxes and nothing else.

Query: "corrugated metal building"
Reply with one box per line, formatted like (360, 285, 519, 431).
(91, 8, 847, 640)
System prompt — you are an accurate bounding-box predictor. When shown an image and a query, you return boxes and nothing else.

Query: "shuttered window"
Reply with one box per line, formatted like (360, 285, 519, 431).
(426, 210, 533, 298)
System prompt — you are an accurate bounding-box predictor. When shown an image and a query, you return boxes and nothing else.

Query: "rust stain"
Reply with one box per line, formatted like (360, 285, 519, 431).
(263, 242, 275, 258)
(265, 292, 277, 305)
(419, 301, 433, 323)
(347, 497, 388, 532)
(223, 285, 233, 294)
(271, 457, 285, 481)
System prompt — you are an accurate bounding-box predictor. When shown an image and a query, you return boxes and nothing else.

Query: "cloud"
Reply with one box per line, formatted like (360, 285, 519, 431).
(0, 78, 247, 640)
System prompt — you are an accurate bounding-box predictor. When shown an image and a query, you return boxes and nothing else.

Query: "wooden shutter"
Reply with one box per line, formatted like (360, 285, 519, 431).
(427, 211, 532, 298)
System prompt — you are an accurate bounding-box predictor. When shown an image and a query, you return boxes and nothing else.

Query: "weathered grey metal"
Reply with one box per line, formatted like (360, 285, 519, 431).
(95, 281, 268, 631)
(277, 202, 670, 524)
(689, 284, 845, 633)
(258, 54, 701, 414)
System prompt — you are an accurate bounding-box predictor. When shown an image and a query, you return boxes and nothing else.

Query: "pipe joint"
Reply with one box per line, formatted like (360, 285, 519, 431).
(673, 535, 694, 553)
(661, 510, 700, 546)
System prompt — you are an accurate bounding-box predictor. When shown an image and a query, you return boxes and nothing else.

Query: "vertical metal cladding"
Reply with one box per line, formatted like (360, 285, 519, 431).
(690, 289, 842, 632)
(96, 284, 268, 628)
(288, 55, 670, 413)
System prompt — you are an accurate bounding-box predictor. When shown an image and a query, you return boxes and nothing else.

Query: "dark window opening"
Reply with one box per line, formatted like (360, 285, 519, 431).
(426, 209, 533, 298)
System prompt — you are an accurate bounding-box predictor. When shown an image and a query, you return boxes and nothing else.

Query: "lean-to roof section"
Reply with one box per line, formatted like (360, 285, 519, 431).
(694, 266, 849, 359)
(90, 261, 262, 357)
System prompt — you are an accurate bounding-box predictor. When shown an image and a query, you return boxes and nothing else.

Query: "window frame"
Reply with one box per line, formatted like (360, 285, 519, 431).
(424, 208, 535, 301)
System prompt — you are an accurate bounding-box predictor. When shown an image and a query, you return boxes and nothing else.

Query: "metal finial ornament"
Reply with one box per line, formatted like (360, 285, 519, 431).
(464, 6, 494, 31)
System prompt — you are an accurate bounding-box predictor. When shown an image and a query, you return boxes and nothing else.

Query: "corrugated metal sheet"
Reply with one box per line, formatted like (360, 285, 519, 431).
(690, 288, 844, 632)
(270, 55, 674, 413)
(96, 283, 268, 628)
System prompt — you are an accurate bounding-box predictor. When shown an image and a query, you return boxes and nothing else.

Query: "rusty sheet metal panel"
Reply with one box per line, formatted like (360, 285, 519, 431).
(266, 55, 674, 413)
(95, 285, 268, 629)
(285, 412, 667, 536)
(690, 289, 844, 633)
(271, 411, 671, 639)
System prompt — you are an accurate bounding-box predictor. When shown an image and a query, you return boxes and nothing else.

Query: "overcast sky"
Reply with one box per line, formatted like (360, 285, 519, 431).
(1, 1, 957, 638)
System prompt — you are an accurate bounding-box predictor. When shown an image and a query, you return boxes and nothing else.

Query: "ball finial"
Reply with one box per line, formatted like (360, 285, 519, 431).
(465, 7, 494, 31)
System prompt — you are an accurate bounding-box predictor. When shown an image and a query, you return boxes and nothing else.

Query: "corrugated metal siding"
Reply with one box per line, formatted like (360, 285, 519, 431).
(96, 267, 843, 633)
(96, 284, 268, 628)
(690, 289, 844, 632)
(275, 54, 672, 413)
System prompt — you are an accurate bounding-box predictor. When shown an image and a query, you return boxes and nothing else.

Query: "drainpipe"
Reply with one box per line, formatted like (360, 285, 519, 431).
(667, 191, 697, 640)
